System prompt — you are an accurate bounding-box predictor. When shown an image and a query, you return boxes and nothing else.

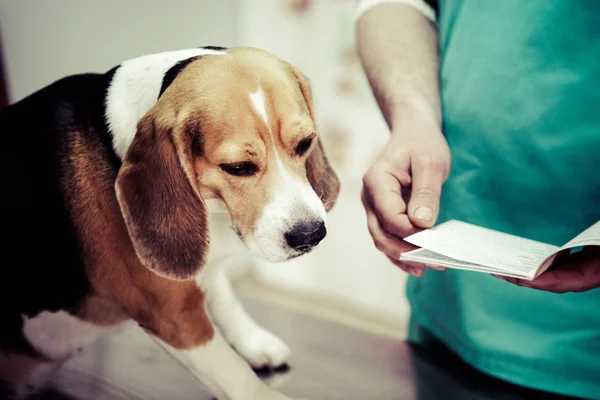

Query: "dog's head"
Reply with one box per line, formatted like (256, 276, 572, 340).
(115, 48, 340, 280)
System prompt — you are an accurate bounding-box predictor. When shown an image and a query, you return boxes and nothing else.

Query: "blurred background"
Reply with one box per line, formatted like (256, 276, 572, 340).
(0, 0, 410, 337)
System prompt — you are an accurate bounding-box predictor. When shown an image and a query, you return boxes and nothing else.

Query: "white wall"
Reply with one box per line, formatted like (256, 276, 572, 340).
(0, 0, 241, 102)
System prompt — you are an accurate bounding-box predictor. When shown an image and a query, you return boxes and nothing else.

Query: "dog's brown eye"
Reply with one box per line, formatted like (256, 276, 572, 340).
(296, 137, 313, 156)
(219, 162, 258, 177)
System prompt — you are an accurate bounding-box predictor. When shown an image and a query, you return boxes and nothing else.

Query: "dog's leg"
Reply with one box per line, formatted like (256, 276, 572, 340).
(205, 269, 291, 369)
(122, 276, 297, 400)
(152, 329, 294, 400)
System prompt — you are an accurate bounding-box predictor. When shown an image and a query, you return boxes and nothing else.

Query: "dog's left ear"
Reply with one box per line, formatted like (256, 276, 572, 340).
(115, 111, 208, 280)
(290, 65, 340, 211)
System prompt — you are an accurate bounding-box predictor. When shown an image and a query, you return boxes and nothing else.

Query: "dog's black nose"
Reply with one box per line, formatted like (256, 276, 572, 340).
(285, 221, 327, 252)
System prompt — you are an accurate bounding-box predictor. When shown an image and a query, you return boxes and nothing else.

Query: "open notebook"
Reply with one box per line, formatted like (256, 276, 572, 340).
(400, 220, 600, 280)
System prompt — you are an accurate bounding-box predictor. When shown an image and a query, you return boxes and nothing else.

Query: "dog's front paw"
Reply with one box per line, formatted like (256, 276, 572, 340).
(231, 328, 291, 369)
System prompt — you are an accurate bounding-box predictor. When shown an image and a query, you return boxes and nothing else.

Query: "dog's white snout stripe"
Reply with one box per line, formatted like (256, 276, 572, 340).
(249, 88, 291, 183)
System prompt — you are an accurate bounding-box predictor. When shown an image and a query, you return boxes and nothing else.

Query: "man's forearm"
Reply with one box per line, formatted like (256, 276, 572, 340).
(356, 1, 442, 129)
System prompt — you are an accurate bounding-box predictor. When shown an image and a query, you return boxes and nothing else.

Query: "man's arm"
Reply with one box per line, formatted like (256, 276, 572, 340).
(357, 0, 451, 276)
(356, 0, 441, 127)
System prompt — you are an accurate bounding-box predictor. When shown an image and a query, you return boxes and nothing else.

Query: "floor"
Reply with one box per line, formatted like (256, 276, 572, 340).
(25, 291, 585, 400)
(233, 277, 408, 339)
(29, 293, 411, 400)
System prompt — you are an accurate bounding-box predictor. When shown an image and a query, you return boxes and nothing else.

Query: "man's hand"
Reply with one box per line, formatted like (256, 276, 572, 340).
(356, 1, 445, 276)
(500, 247, 600, 293)
(362, 120, 451, 276)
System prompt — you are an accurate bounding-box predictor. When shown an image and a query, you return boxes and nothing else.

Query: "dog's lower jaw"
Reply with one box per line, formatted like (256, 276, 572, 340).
(235, 232, 309, 263)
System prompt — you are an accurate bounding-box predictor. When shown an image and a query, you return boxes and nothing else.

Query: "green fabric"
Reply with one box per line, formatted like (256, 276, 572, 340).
(406, 1, 600, 398)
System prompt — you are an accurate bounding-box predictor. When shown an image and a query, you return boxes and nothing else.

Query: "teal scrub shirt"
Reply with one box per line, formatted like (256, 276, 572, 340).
(406, 1, 600, 398)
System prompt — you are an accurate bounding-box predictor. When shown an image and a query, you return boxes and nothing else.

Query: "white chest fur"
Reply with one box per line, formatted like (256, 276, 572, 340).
(196, 204, 252, 289)
(22, 311, 128, 361)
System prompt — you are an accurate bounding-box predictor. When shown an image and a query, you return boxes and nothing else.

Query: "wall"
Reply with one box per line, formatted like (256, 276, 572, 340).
(0, 0, 241, 102)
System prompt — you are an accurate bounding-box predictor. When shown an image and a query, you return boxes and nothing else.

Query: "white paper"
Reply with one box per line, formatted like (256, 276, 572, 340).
(559, 220, 600, 249)
(401, 248, 534, 279)
(402, 220, 559, 278)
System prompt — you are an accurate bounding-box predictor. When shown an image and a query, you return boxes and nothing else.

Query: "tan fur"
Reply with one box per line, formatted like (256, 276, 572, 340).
(61, 128, 214, 349)
(150, 48, 339, 240)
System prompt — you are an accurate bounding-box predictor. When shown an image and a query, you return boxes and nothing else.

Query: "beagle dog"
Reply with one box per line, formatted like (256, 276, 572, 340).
(0, 46, 339, 400)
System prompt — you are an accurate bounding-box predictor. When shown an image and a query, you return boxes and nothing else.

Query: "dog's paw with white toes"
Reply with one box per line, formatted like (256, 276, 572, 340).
(231, 328, 291, 369)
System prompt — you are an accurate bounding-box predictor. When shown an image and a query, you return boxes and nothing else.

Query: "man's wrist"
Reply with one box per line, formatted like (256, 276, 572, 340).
(388, 96, 442, 134)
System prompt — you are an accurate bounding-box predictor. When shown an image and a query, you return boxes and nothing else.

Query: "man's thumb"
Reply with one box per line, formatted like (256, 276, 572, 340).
(408, 186, 441, 229)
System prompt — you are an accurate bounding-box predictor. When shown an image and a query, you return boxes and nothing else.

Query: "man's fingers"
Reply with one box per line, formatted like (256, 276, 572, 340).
(361, 175, 416, 238)
(407, 156, 446, 229)
(550, 248, 589, 269)
(499, 256, 600, 293)
(524, 270, 583, 293)
(531, 261, 600, 293)
(386, 256, 425, 277)
(363, 201, 416, 258)
(363, 200, 448, 274)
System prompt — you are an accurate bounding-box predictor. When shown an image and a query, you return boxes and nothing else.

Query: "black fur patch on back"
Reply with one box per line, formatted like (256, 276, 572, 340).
(101, 66, 122, 171)
(424, 0, 438, 13)
(158, 56, 201, 98)
(0, 70, 120, 356)
(201, 45, 227, 51)
(159, 47, 228, 98)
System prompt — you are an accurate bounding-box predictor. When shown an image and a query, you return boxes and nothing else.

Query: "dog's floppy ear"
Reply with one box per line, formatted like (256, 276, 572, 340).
(115, 112, 208, 280)
(290, 65, 340, 212)
(306, 138, 340, 212)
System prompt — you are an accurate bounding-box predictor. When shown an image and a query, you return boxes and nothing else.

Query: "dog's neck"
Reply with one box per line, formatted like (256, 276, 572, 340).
(105, 47, 227, 160)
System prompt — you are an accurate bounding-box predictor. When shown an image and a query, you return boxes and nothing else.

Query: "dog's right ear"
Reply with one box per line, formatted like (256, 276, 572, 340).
(115, 113, 208, 280)
(289, 65, 340, 212)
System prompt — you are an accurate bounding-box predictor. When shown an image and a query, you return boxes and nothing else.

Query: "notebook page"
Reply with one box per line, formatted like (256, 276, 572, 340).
(401, 248, 533, 279)
(534, 220, 600, 276)
(559, 220, 600, 249)
(403, 220, 559, 275)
